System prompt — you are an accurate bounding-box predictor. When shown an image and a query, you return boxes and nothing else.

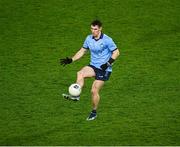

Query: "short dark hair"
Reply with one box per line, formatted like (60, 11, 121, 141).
(91, 20, 102, 27)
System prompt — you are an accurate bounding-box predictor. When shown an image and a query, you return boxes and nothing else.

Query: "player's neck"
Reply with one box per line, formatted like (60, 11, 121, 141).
(94, 32, 102, 39)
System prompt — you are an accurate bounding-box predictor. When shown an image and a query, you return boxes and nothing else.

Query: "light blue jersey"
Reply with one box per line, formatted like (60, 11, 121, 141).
(83, 33, 117, 72)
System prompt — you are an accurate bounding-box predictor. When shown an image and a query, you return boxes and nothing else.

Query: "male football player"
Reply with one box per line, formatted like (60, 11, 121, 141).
(60, 20, 120, 121)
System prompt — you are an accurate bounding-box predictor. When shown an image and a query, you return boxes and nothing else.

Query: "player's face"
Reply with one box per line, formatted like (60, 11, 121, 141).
(91, 25, 102, 38)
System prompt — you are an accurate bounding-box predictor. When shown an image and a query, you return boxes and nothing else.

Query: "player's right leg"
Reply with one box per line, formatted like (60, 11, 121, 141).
(76, 66, 95, 87)
(63, 66, 95, 101)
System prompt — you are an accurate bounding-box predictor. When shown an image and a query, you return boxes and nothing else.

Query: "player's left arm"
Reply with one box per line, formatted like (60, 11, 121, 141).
(100, 49, 120, 71)
(111, 49, 120, 60)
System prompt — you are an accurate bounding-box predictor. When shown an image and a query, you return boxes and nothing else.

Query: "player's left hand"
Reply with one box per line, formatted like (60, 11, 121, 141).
(100, 63, 108, 71)
(100, 58, 115, 71)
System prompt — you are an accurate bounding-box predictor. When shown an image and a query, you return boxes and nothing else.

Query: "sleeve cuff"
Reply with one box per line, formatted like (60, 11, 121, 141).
(111, 48, 117, 52)
(83, 47, 89, 50)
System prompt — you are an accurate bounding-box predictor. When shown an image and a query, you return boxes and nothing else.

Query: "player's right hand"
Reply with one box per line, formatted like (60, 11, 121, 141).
(60, 57, 72, 66)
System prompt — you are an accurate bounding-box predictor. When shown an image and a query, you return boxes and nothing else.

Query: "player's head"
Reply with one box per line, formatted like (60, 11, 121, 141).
(91, 20, 102, 37)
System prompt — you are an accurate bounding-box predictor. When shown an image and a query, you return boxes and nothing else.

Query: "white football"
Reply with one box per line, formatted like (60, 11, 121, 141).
(68, 83, 81, 96)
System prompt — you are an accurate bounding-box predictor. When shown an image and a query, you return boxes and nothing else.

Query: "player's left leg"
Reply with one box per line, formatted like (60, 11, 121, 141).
(87, 80, 104, 120)
(91, 80, 105, 110)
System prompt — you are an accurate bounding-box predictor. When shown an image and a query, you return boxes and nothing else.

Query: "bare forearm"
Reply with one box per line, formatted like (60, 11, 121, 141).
(72, 48, 87, 62)
(111, 49, 120, 60)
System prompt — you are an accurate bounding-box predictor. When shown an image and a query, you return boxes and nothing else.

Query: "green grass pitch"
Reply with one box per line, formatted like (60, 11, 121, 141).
(0, 0, 179, 145)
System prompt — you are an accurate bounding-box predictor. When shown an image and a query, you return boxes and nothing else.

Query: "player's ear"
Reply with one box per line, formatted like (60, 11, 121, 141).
(99, 27, 102, 31)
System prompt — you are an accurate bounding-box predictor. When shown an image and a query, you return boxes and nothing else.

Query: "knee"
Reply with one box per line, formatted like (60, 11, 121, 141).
(91, 87, 98, 96)
(77, 71, 84, 78)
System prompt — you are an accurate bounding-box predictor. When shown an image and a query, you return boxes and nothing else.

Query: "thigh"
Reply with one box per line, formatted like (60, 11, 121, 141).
(79, 66, 96, 78)
(91, 80, 105, 92)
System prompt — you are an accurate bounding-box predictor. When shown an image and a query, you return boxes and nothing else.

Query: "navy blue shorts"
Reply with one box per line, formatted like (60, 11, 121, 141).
(88, 65, 111, 81)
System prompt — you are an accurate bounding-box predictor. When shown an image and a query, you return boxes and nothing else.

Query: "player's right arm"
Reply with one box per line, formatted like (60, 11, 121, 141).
(60, 47, 87, 66)
(60, 36, 89, 66)
(72, 47, 87, 62)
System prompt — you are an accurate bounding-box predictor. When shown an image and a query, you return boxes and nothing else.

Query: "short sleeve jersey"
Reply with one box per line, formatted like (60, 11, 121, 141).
(83, 33, 117, 72)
